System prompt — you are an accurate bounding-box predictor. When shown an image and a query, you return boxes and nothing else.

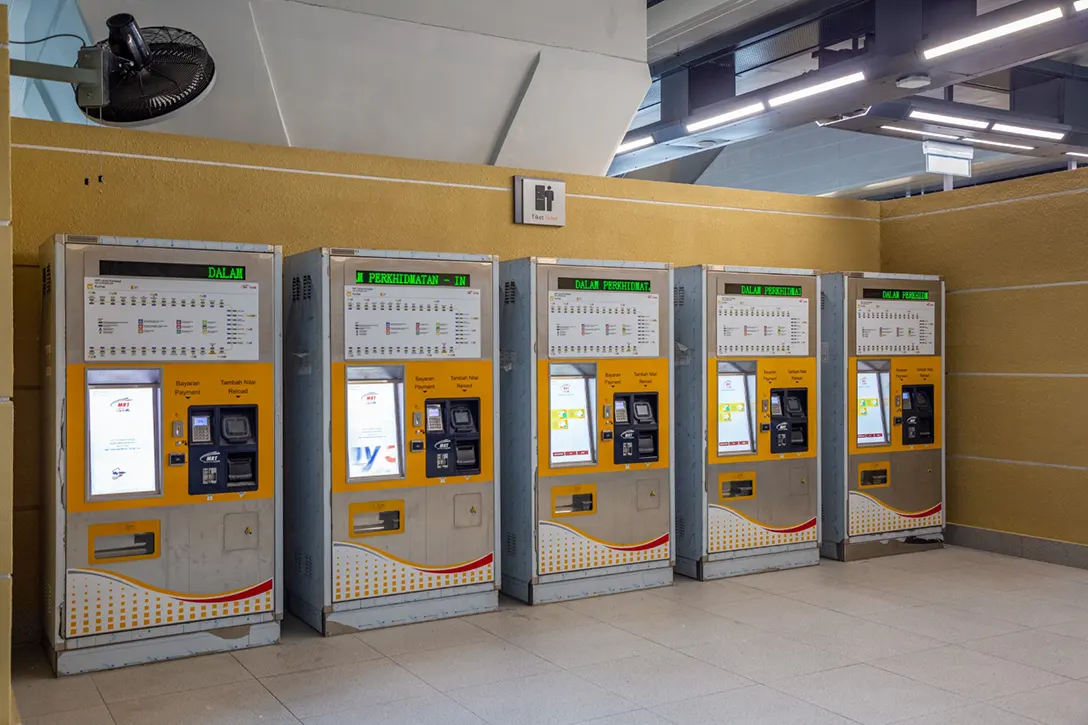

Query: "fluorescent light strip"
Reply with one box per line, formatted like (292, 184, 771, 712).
(1067, 151, 1088, 158)
(1076, 0, 1088, 11)
(685, 102, 765, 133)
(881, 125, 959, 140)
(908, 110, 990, 130)
(991, 122, 1065, 140)
(767, 72, 866, 108)
(616, 136, 654, 155)
(922, 7, 1064, 60)
(963, 138, 1035, 151)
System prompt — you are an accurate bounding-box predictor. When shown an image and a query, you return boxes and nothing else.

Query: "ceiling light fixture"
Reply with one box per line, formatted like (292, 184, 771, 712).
(922, 6, 1064, 60)
(963, 138, 1035, 150)
(1066, 151, 1088, 158)
(1075, 0, 1088, 10)
(685, 102, 765, 133)
(767, 71, 866, 108)
(615, 136, 654, 154)
(881, 125, 960, 140)
(908, 110, 990, 130)
(990, 122, 1065, 140)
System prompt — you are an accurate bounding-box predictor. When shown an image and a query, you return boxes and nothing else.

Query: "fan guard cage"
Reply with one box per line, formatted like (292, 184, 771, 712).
(83, 25, 215, 124)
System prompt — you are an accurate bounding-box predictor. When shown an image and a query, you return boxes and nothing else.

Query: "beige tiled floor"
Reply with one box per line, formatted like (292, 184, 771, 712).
(12, 546, 1088, 725)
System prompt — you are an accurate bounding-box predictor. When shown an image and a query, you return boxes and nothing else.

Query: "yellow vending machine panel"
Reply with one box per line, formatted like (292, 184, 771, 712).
(820, 273, 945, 560)
(674, 266, 820, 579)
(40, 235, 282, 674)
(500, 259, 673, 603)
(284, 250, 499, 633)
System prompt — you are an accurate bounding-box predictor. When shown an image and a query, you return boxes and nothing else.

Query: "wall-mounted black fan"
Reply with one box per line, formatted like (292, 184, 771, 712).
(82, 14, 215, 125)
(11, 13, 215, 126)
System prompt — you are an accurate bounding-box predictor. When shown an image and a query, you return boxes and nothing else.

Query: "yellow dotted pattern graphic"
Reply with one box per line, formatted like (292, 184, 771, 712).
(333, 542, 494, 603)
(708, 506, 817, 553)
(538, 522, 669, 575)
(849, 492, 942, 537)
(66, 570, 274, 638)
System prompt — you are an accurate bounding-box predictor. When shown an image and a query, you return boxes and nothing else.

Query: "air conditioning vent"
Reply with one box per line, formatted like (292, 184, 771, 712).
(674, 285, 685, 307)
(291, 276, 301, 302)
(676, 515, 685, 540)
(503, 281, 517, 304)
(505, 532, 517, 556)
(302, 274, 313, 301)
(42, 265, 52, 296)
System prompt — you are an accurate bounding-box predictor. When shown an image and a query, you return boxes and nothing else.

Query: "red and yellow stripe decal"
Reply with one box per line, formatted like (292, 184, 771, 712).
(69, 569, 273, 603)
(852, 491, 942, 518)
(335, 541, 494, 574)
(541, 521, 670, 551)
(710, 505, 817, 534)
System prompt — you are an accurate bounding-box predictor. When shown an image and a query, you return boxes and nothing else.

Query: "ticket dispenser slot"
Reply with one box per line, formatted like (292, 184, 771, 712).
(349, 500, 405, 538)
(188, 405, 259, 495)
(88, 520, 162, 563)
(93, 532, 155, 560)
(770, 388, 808, 454)
(614, 392, 659, 464)
(901, 385, 935, 445)
(425, 398, 482, 478)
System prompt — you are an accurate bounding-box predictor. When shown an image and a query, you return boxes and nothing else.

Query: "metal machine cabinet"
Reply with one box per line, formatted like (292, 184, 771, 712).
(820, 273, 946, 561)
(283, 249, 500, 634)
(674, 266, 821, 580)
(500, 258, 674, 604)
(40, 235, 283, 675)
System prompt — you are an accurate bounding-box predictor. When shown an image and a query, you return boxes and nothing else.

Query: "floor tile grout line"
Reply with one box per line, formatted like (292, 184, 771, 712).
(243, 653, 307, 724)
(860, 642, 1075, 703)
(247, 645, 447, 720)
(98, 671, 285, 722)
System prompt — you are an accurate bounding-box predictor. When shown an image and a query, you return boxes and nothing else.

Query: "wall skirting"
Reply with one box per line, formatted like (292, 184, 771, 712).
(947, 524, 1088, 570)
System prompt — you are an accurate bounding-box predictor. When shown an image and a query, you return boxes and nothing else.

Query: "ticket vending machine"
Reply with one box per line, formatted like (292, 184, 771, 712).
(820, 273, 945, 560)
(499, 259, 673, 603)
(283, 250, 499, 634)
(40, 235, 282, 674)
(673, 266, 820, 579)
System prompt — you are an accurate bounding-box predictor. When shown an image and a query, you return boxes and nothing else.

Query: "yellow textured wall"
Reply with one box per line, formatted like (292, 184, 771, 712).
(881, 168, 1088, 545)
(9, 118, 880, 642)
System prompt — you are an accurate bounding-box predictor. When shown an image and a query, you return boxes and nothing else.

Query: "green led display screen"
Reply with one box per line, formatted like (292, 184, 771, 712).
(723, 283, 803, 297)
(99, 260, 246, 281)
(556, 277, 652, 292)
(207, 266, 246, 280)
(862, 289, 930, 301)
(356, 270, 471, 287)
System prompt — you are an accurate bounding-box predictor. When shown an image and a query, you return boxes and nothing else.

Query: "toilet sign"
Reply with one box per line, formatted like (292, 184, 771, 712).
(514, 176, 566, 227)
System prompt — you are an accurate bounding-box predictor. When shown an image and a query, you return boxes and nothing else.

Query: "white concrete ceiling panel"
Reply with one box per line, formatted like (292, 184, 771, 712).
(72, 0, 650, 173)
(648, 0, 810, 63)
(494, 48, 651, 175)
(251, 0, 540, 163)
(77, 0, 290, 146)
(694, 124, 1004, 196)
(294, 0, 647, 62)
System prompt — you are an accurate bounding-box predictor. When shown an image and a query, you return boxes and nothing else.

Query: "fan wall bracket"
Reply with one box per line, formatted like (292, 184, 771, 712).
(10, 46, 108, 108)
